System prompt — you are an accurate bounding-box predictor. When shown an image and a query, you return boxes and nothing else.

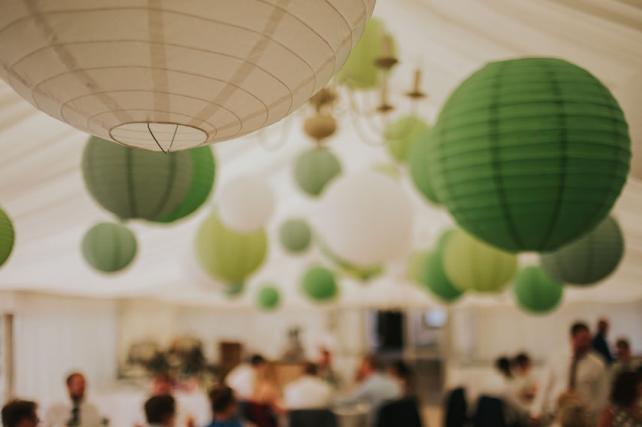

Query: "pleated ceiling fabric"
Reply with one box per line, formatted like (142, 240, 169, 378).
(0, 0, 375, 151)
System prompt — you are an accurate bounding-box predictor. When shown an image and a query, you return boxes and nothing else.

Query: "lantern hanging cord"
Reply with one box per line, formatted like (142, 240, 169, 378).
(147, 122, 179, 153)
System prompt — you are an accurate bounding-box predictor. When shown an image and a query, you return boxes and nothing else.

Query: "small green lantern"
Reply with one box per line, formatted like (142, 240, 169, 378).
(256, 285, 281, 311)
(384, 115, 430, 163)
(301, 266, 338, 302)
(279, 219, 312, 254)
(513, 266, 564, 314)
(293, 146, 342, 197)
(0, 208, 15, 267)
(81, 222, 137, 273)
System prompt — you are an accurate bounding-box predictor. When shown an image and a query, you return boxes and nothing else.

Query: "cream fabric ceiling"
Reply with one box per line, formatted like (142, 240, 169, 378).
(0, 0, 641, 309)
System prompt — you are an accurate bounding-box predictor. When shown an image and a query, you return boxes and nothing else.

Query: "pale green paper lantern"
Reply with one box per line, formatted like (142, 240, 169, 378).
(195, 212, 268, 285)
(293, 146, 342, 197)
(0, 208, 15, 267)
(443, 229, 518, 293)
(384, 115, 430, 163)
(81, 222, 137, 273)
(301, 266, 338, 302)
(256, 285, 281, 311)
(279, 219, 312, 254)
(513, 266, 564, 314)
(409, 128, 440, 204)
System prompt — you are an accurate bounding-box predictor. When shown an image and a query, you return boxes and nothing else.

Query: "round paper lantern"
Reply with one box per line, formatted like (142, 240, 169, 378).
(316, 171, 413, 267)
(417, 230, 463, 303)
(319, 241, 383, 282)
(384, 115, 430, 163)
(195, 212, 268, 285)
(83, 136, 215, 222)
(224, 282, 245, 298)
(294, 147, 342, 197)
(336, 18, 393, 90)
(427, 58, 631, 252)
(0, 208, 15, 267)
(218, 175, 274, 232)
(541, 216, 624, 286)
(279, 219, 312, 254)
(301, 266, 338, 302)
(443, 229, 518, 293)
(408, 129, 440, 204)
(81, 222, 137, 273)
(256, 285, 281, 311)
(0, 1, 375, 152)
(513, 266, 564, 314)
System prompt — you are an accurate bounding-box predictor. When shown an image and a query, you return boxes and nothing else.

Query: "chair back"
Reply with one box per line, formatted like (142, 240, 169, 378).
(375, 396, 423, 427)
(473, 396, 506, 427)
(444, 387, 468, 427)
(237, 400, 277, 427)
(288, 409, 338, 427)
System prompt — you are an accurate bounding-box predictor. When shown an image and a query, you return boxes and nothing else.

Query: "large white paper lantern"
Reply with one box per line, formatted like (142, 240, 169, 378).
(0, 1, 375, 152)
(218, 175, 274, 232)
(315, 170, 413, 267)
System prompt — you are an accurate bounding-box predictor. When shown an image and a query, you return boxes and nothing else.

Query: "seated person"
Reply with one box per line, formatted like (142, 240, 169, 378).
(45, 372, 103, 427)
(1, 400, 39, 427)
(145, 394, 176, 427)
(511, 352, 537, 408)
(387, 360, 414, 396)
(206, 386, 242, 427)
(284, 362, 333, 409)
(341, 355, 402, 409)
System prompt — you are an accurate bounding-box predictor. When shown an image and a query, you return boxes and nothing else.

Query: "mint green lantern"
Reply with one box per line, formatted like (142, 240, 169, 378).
(426, 58, 630, 252)
(195, 213, 268, 285)
(409, 128, 440, 204)
(385, 115, 430, 163)
(541, 216, 624, 286)
(257, 285, 281, 311)
(81, 222, 137, 273)
(417, 230, 463, 303)
(0, 208, 15, 267)
(336, 18, 394, 90)
(301, 266, 338, 302)
(279, 219, 312, 254)
(294, 146, 342, 197)
(443, 229, 517, 293)
(83, 137, 215, 223)
(513, 266, 564, 314)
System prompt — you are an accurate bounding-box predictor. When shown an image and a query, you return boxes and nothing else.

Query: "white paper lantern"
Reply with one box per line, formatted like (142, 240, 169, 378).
(315, 170, 413, 267)
(218, 175, 274, 232)
(0, 1, 375, 152)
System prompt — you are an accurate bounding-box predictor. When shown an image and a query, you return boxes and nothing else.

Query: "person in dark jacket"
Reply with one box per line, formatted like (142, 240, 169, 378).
(592, 318, 614, 365)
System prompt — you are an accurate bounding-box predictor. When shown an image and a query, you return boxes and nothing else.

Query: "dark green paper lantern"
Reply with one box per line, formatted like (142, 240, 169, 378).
(513, 266, 564, 314)
(541, 216, 624, 286)
(417, 230, 463, 303)
(83, 137, 215, 223)
(301, 266, 338, 302)
(256, 285, 281, 311)
(427, 58, 630, 252)
(279, 219, 312, 254)
(385, 115, 430, 163)
(293, 147, 342, 197)
(409, 128, 440, 204)
(0, 208, 15, 267)
(81, 222, 137, 273)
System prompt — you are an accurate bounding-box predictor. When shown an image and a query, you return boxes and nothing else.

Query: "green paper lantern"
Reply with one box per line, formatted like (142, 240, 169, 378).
(81, 222, 137, 273)
(513, 266, 564, 314)
(279, 219, 312, 254)
(83, 137, 215, 223)
(417, 230, 463, 302)
(319, 240, 383, 282)
(294, 147, 342, 197)
(407, 250, 428, 283)
(256, 285, 281, 311)
(157, 146, 216, 223)
(427, 58, 630, 252)
(0, 208, 15, 267)
(301, 266, 338, 302)
(385, 115, 430, 163)
(336, 18, 394, 90)
(195, 213, 268, 285)
(409, 128, 440, 204)
(443, 229, 517, 293)
(541, 216, 624, 286)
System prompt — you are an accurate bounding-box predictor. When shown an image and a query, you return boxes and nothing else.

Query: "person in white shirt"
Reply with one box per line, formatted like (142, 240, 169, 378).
(511, 352, 538, 410)
(225, 354, 266, 401)
(533, 321, 609, 423)
(341, 355, 402, 411)
(284, 362, 333, 410)
(45, 372, 103, 427)
(144, 395, 176, 427)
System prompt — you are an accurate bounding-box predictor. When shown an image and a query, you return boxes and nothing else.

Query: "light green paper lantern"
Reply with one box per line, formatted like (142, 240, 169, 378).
(513, 266, 564, 314)
(195, 213, 268, 285)
(409, 128, 440, 204)
(294, 146, 342, 197)
(426, 58, 630, 252)
(279, 219, 312, 254)
(83, 137, 215, 223)
(541, 216, 624, 286)
(417, 230, 463, 303)
(81, 222, 137, 273)
(301, 266, 338, 302)
(372, 162, 401, 180)
(336, 18, 395, 90)
(257, 285, 281, 311)
(444, 229, 518, 293)
(385, 115, 430, 163)
(0, 208, 15, 267)
(319, 240, 383, 282)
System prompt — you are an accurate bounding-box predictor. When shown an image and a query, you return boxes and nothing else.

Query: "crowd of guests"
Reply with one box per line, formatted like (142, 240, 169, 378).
(447, 318, 642, 427)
